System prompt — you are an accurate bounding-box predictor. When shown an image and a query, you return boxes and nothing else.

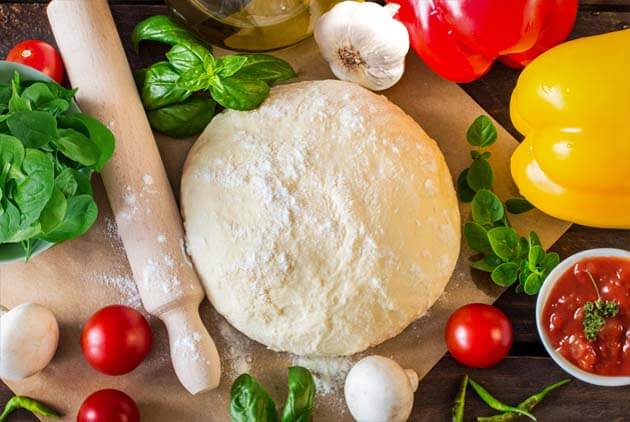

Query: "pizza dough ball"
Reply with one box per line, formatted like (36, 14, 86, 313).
(181, 80, 460, 356)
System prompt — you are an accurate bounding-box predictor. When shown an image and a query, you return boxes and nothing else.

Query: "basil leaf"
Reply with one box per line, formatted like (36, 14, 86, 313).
(466, 115, 497, 147)
(487, 227, 519, 261)
(471, 189, 504, 227)
(523, 273, 542, 295)
(142, 62, 191, 110)
(53, 128, 100, 167)
(40, 194, 97, 243)
(177, 67, 213, 92)
(131, 15, 208, 52)
(506, 197, 534, 214)
(0, 199, 20, 242)
(215, 55, 249, 78)
(148, 97, 216, 138)
(464, 222, 490, 253)
(491, 262, 519, 287)
(230, 374, 278, 422)
(166, 43, 214, 73)
(59, 113, 115, 171)
(39, 187, 67, 233)
(236, 54, 297, 85)
(13, 149, 54, 225)
(7, 111, 57, 148)
(466, 158, 493, 191)
(210, 76, 269, 111)
(281, 367, 316, 422)
(456, 169, 475, 203)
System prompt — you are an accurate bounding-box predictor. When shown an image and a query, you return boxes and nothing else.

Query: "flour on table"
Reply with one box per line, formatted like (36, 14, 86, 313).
(142, 255, 182, 295)
(86, 273, 142, 310)
(173, 331, 208, 364)
(291, 355, 353, 395)
(218, 320, 253, 379)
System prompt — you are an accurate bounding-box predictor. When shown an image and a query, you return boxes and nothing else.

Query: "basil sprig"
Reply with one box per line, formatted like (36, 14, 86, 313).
(0, 72, 114, 258)
(132, 15, 297, 138)
(230, 367, 316, 422)
(459, 116, 559, 294)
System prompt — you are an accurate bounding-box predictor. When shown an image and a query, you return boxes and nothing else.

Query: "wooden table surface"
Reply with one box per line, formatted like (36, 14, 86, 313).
(1, 0, 629, 421)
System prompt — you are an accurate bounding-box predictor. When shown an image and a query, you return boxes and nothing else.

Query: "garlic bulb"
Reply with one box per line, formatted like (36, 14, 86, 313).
(314, 1, 410, 91)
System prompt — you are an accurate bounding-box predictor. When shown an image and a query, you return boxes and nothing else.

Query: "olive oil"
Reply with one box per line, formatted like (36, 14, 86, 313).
(166, 0, 338, 52)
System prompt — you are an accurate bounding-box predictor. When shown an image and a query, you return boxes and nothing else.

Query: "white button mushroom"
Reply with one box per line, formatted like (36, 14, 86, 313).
(0, 303, 60, 380)
(344, 355, 419, 422)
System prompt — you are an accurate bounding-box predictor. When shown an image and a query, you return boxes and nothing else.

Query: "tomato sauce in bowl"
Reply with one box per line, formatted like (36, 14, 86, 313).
(542, 256, 630, 376)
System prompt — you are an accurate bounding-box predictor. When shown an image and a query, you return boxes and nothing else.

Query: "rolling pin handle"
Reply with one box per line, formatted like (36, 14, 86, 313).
(161, 302, 221, 394)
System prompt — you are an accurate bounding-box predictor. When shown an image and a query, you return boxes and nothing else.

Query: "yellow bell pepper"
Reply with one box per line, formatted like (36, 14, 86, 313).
(510, 29, 630, 229)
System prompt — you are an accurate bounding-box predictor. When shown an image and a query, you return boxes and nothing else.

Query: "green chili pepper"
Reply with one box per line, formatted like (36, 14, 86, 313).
(476, 379, 571, 422)
(468, 379, 536, 421)
(0, 396, 61, 422)
(452, 375, 469, 422)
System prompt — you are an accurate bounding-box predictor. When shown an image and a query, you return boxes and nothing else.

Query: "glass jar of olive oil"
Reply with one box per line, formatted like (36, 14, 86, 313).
(166, 0, 338, 52)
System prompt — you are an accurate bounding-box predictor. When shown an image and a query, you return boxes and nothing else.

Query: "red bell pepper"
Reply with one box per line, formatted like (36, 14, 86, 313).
(388, 0, 578, 82)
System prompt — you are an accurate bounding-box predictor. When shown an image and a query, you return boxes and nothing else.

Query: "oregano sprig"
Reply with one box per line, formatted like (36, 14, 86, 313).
(582, 270, 619, 341)
(460, 116, 559, 294)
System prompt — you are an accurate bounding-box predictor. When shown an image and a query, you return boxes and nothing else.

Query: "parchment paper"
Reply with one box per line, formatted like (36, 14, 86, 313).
(0, 39, 571, 421)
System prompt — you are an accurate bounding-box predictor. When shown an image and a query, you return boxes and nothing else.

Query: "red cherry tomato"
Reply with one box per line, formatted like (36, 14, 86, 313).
(81, 305, 152, 375)
(6, 40, 64, 83)
(77, 389, 139, 422)
(445, 303, 513, 368)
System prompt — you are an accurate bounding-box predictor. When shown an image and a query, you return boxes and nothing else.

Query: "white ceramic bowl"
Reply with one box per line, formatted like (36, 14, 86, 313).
(536, 248, 630, 387)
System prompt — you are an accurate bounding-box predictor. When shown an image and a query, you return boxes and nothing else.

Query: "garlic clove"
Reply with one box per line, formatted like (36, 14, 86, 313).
(314, 1, 410, 91)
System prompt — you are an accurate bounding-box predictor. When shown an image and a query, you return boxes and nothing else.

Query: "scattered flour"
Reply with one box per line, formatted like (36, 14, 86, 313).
(87, 273, 142, 310)
(173, 331, 207, 364)
(291, 355, 353, 395)
(218, 320, 253, 378)
(157, 234, 167, 244)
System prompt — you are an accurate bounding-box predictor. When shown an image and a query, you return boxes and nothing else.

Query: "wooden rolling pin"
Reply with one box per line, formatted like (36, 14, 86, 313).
(47, 0, 221, 394)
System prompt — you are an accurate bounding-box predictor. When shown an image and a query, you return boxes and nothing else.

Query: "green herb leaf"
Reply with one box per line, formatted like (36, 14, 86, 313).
(523, 273, 542, 295)
(539, 252, 559, 274)
(467, 158, 493, 191)
(0, 200, 21, 243)
(230, 374, 278, 422)
(39, 187, 67, 233)
(8, 72, 31, 113)
(40, 195, 97, 243)
(471, 254, 503, 272)
(131, 15, 208, 52)
(466, 115, 497, 148)
(471, 189, 504, 227)
(12, 149, 54, 226)
(215, 56, 249, 79)
(148, 97, 216, 138)
(210, 76, 270, 111)
(177, 67, 213, 92)
(54, 168, 78, 197)
(235, 54, 297, 85)
(464, 222, 491, 253)
(506, 197, 534, 214)
(457, 169, 475, 203)
(491, 262, 519, 286)
(7, 111, 57, 148)
(142, 62, 191, 110)
(528, 245, 545, 271)
(166, 43, 214, 73)
(281, 367, 316, 422)
(58, 113, 115, 171)
(487, 227, 519, 261)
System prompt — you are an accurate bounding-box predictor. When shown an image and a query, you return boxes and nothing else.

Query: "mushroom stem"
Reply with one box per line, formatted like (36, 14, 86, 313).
(405, 368, 419, 392)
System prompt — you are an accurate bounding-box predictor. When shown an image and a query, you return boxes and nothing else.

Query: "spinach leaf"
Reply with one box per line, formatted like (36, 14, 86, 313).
(466, 115, 497, 147)
(0, 84, 11, 106)
(7, 111, 57, 148)
(132, 15, 208, 52)
(44, 83, 77, 101)
(59, 113, 115, 170)
(230, 374, 278, 422)
(281, 367, 316, 422)
(148, 97, 216, 138)
(166, 43, 214, 73)
(0, 134, 25, 176)
(53, 128, 100, 167)
(40, 194, 97, 243)
(0, 200, 20, 242)
(236, 54, 297, 85)
(20, 83, 70, 115)
(210, 76, 269, 111)
(12, 149, 54, 226)
(39, 187, 67, 233)
(54, 168, 78, 197)
(142, 62, 191, 110)
(8, 73, 31, 113)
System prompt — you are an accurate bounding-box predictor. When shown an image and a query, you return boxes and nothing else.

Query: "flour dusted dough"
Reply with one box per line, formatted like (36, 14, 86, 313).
(181, 80, 460, 356)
